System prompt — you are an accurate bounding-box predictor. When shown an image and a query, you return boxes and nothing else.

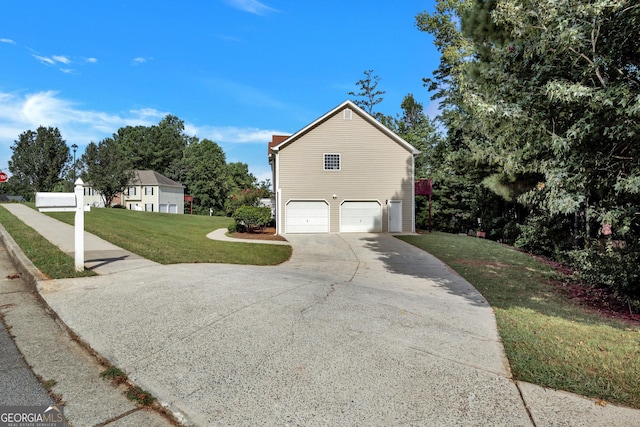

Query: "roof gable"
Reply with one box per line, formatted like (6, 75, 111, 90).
(270, 100, 419, 155)
(131, 170, 184, 188)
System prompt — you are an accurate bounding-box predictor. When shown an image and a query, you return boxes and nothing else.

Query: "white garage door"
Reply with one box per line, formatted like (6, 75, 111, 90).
(159, 204, 168, 213)
(286, 201, 329, 233)
(169, 204, 177, 214)
(341, 201, 382, 232)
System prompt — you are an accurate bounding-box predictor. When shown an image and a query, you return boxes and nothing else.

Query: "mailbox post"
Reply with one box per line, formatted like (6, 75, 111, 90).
(35, 178, 89, 272)
(74, 179, 84, 271)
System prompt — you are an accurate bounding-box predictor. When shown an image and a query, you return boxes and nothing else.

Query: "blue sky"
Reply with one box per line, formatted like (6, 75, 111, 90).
(0, 1, 439, 182)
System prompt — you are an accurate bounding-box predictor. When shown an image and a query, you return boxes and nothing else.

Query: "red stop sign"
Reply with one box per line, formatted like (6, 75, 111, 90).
(0, 172, 8, 183)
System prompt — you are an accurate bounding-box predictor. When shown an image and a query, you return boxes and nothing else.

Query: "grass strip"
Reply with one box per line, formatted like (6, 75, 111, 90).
(398, 232, 640, 409)
(0, 205, 94, 279)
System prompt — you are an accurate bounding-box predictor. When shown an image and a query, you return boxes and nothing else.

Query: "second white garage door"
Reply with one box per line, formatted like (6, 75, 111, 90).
(340, 201, 382, 232)
(286, 201, 329, 233)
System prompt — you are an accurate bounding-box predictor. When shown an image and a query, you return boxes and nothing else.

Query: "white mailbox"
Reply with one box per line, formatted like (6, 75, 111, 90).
(36, 192, 77, 211)
(34, 179, 89, 272)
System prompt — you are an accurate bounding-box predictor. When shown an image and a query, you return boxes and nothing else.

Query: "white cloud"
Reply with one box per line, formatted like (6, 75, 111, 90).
(32, 54, 74, 71)
(0, 91, 285, 175)
(189, 125, 287, 144)
(86, 57, 98, 63)
(223, 0, 276, 15)
(132, 57, 152, 65)
(33, 54, 56, 65)
(0, 91, 159, 164)
(0, 38, 15, 44)
(52, 55, 70, 64)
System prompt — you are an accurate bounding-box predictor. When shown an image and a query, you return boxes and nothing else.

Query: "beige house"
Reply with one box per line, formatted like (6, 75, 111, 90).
(122, 170, 185, 214)
(268, 100, 419, 234)
(82, 185, 105, 207)
(84, 170, 185, 214)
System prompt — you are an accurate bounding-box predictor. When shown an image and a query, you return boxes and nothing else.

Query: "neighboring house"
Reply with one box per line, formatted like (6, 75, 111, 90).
(122, 170, 185, 214)
(83, 186, 105, 207)
(268, 100, 419, 234)
(84, 170, 185, 214)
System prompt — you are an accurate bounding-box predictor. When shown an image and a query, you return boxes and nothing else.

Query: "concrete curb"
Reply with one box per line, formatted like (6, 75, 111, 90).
(0, 222, 48, 289)
(206, 227, 291, 245)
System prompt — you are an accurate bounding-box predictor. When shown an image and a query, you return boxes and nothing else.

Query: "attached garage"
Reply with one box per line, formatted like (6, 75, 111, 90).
(159, 204, 178, 214)
(286, 201, 329, 233)
(340, 201, 382, 232)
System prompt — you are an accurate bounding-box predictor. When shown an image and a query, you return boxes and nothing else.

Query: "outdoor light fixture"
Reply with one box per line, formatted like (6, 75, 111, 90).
(71, 144, 78, 181)
(332, 194, 337, 199)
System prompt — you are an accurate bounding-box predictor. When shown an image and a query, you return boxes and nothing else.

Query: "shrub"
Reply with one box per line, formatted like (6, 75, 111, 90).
(232, 205, 272, 232)
(225, 187, 270, 216)
(489, 215, 520, 244)
(569, 239, 640, 302)
(515, 212, 573, 258)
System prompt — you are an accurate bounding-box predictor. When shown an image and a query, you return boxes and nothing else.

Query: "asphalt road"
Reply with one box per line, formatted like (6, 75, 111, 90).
(0, 315, 55, 406)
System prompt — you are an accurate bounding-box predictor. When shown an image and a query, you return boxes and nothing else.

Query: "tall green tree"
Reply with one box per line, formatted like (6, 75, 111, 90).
(225, 162, 257, 193)
(182, 138, 228, 214)
(81, 138, 134, 207)
(8, 126, 70, 196)
(114, 115, 189, 177)
(390, 94, 442, 179)
(349, 69, 386, 119)
(418, 0, 640, 297)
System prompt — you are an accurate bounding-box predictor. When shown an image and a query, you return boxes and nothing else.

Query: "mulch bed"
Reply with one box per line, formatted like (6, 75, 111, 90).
(455, 250, 640, 325)
(230, 227, 287, 241)
(531, 254, 640, 325)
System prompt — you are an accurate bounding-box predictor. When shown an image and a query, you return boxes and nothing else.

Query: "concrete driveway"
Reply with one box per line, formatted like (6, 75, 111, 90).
(40, 233, 532, 426)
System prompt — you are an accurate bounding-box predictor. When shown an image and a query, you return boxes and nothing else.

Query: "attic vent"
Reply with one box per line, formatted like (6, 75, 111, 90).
(343, 108, 352, 120)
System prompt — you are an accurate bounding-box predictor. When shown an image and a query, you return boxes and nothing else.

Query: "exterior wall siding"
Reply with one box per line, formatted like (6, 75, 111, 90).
(159, 186, 185, 214)
(277, 108, 414, 232)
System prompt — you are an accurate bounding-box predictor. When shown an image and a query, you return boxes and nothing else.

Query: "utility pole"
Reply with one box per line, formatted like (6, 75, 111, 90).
(71, 144, 78, 182)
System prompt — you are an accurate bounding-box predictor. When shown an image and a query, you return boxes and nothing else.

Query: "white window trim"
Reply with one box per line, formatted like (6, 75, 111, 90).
(323, 153, 341, 171)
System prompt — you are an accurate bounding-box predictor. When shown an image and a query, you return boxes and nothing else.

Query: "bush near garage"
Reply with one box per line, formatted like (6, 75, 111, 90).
(232, 205, 272, 233)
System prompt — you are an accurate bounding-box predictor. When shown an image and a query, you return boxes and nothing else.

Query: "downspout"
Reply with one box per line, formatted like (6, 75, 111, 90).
(412, 154, 416, 233)
(275, 150, 282, 235)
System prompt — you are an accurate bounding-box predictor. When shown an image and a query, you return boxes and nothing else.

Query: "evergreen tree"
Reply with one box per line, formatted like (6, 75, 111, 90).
(349, 69, 386, 119)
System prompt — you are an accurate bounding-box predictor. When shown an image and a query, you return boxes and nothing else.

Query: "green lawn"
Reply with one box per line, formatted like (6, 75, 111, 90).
(44, 207, 291, 265)
(398, 232, 640, 409)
